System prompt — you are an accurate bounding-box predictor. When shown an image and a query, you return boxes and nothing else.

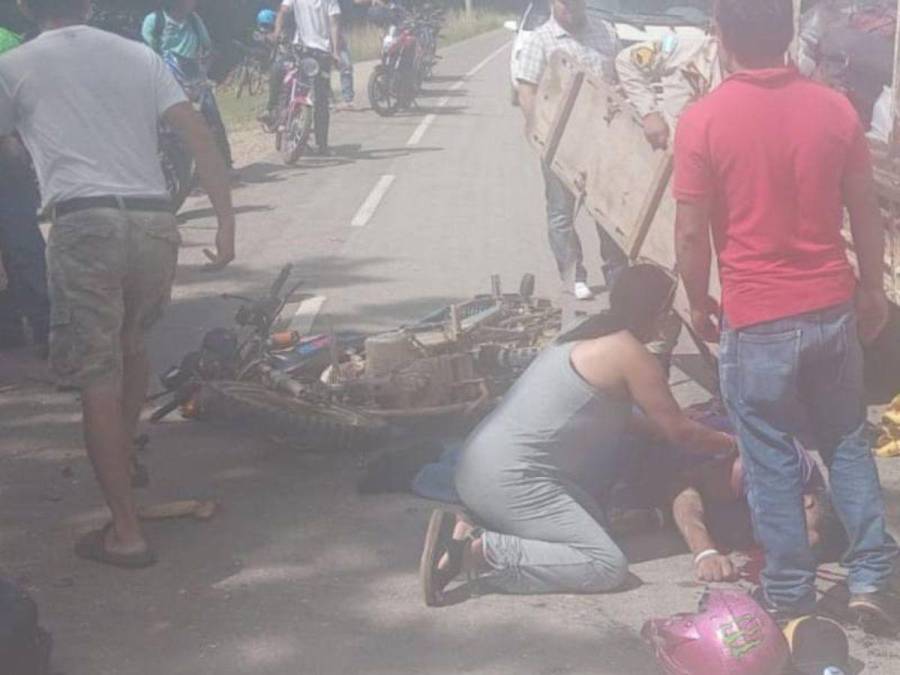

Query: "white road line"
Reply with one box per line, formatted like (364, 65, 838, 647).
(464, 41, 511, 79)
(289, 294, 327, 334)
(407, 113, 436, 146)
(405, 41, 510, 146)
(351, 174, 396, 227)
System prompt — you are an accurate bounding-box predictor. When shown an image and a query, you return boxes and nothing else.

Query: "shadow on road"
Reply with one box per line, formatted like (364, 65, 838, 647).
(234, 162, 304, 186)
(178, 204, 273, 223)
(426, 74, 464, 83)
(418, 88, 467, 99)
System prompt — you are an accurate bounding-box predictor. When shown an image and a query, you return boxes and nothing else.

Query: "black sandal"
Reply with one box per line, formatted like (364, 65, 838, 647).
(420, 510, 482, 607)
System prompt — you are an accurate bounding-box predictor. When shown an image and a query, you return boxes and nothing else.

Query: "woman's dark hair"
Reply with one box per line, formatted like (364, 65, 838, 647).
(715, 0, 794, 66)
(557, 264, 677, 344)
(20, 0, 88, 23)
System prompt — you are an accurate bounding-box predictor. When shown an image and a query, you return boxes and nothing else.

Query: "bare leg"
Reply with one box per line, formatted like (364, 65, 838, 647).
(81, 378, 148, 554)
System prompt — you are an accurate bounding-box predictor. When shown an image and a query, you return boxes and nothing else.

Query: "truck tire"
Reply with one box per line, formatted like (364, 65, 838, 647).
(198, 381, 387, 451)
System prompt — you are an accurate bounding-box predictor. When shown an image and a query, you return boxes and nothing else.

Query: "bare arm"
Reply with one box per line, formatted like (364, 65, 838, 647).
(330, 13, 341, 59)
(672, 486, 737, 581)
(163, 102, 235, 268)
(272, 5, 290, 43)
(844, 170, 889, 343)
(621, 338, 735, 454)
(675, 199, 720, 342)
(672, 487, 716, 555)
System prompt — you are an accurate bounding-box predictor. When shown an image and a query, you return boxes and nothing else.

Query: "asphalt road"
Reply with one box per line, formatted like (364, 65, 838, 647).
(2, 29, 900, 675)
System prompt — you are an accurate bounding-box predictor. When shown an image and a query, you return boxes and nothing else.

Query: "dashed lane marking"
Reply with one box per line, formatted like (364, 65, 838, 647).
(407, 114, 437, 146)
(288, 294, 327, 334)
(350, 174, 396, 227)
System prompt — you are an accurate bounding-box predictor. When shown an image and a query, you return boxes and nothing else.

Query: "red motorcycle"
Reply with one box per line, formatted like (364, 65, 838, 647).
(270, 46, 329, 164)
(367, 4, 424, 116)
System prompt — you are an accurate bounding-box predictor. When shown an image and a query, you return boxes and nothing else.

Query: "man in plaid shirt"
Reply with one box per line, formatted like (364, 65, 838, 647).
(514, 0, 626, 301)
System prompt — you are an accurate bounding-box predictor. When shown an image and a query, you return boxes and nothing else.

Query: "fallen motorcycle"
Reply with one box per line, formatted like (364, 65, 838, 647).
(150, 265, 384, 450)
(319, 274, 559, 429)
(150, 269, 561, 449)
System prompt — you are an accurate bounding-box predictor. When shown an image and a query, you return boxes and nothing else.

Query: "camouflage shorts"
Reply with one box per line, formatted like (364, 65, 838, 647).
(47, 206, 180, 388)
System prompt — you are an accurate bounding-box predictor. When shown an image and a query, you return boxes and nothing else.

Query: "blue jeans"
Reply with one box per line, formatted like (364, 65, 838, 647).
(720, 303, 898, 613)
(541, 162, 626, 288)
(338, 39, 354, 103)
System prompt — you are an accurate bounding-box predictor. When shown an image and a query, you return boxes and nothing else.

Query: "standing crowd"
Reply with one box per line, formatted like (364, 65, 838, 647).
(0, 0, 899, 669)
(421, 0, 900, 642)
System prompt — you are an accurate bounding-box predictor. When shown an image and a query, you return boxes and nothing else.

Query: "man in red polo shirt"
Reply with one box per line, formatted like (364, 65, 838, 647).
(674, 0, 897, 630)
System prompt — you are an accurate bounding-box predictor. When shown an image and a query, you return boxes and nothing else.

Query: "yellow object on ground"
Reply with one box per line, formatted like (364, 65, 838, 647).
(875, 396, 900, 457)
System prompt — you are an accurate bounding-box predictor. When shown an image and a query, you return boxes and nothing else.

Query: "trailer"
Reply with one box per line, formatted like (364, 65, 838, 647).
(528, 1, 900, 363)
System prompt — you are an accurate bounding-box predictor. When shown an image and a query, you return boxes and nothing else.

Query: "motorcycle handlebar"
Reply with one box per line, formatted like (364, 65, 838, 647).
(270, 264, 293, 300)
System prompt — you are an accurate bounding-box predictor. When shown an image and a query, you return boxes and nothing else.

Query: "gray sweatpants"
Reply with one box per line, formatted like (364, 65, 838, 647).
(457, 476, 629, 595)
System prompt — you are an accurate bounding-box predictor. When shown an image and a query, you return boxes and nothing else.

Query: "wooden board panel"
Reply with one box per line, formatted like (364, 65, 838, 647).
(534, 52, 900, 330)
(533, 52, 721, 342)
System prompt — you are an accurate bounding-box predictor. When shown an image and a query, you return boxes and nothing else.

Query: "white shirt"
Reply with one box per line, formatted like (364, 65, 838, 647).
(282, 0, 340, 52)
(513, 16, 618, 85)
(0, 25, 186, 209)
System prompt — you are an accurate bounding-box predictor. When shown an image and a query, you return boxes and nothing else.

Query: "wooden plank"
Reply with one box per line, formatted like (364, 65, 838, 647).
(532, 56, 721, 350)
(627, 153, 674, 259)
(543, 70, 585, 168)
(791, 0, 803, 62)
(888, 0, 900, 151)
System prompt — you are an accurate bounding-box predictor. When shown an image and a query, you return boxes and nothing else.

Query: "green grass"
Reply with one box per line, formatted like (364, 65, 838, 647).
(218, 8, 511, 130)
(438, 8, 510, 47)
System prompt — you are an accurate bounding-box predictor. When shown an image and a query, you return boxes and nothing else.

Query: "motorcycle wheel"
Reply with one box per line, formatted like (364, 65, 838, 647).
(197, 381, 387, 452)
(368, 65, 397, 117)
(159, 136, 194, 213)
(282, 105, 313, 165)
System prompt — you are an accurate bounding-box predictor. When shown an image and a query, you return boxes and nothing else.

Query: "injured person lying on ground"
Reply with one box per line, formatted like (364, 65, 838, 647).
(619, 402, 846, 584)
(419, 263, 737, 606)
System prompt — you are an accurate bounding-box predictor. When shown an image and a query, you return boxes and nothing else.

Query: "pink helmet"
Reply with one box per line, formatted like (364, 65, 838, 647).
(641, 589, 790, 675)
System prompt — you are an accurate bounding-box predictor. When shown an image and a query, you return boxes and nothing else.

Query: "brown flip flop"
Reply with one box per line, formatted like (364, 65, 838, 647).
(75, 524, 157, 570)
(420, 509, 460, 607)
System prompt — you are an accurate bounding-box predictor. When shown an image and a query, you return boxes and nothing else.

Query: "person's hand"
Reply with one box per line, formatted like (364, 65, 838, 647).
(266, 31, 279, 45)
(690, 296, 721, 343)
(202, 227, 235, 271)
(856, 286, 889, 345)
(642, 112, 670, 151)
(695, 552, 737, 583)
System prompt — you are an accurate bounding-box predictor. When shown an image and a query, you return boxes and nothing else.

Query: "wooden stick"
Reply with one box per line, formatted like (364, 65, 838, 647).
(138, 500, 217, 522)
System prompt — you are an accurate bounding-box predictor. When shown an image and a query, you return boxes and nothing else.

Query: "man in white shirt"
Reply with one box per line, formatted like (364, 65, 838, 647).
(261, 0, 341, 155)
(514, 0, 626, 301)
(0, 0, 235, 568)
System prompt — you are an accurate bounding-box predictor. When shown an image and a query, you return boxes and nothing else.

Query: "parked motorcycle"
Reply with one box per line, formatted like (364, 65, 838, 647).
(158, 53, 232, 212)
(368, 4, 430, 116)
(265, 46, 331, 164)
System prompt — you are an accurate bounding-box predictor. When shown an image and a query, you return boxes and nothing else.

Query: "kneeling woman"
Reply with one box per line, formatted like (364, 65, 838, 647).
(420, 265, 736, 605)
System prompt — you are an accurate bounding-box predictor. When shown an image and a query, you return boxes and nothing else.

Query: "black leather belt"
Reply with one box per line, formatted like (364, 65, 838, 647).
(53, 196, 173, 218)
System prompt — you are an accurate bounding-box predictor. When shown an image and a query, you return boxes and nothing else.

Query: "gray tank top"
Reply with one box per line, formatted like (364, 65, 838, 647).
(456, 342, 633, 489)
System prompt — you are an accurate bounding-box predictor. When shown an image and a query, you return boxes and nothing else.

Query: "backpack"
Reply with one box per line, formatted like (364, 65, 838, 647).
(0, 578, 52, 675)
(150, 9, 203, 55)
